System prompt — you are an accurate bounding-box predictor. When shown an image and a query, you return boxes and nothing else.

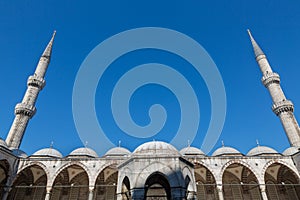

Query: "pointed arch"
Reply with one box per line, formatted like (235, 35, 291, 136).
(8, 164, 47, 200)
(264, 161, 300, 200)
(222, 162, 262, 200)
(194, 162, 218, 200)
(50, 164, 89, 200)
(0, 160, 10, 199)
(144, 172, 171, 200)
(94, 165, 118, 200)
(121, 176, 131, 200)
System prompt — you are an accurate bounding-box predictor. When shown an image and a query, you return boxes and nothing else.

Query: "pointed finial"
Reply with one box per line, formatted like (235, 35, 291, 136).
(256, 139, 260, 147)
(84, 141, 88, 148)
(118, 140, 121, 147)
(50, 141, 54, 149)
(221, 140, 225, 147)
(187, 140, 190, 147)
(247, 29, 265, 58)
(42, 30, 56, 58)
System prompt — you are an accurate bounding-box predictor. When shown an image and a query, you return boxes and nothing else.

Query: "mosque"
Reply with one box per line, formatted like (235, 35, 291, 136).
(0, 30, 300, 200)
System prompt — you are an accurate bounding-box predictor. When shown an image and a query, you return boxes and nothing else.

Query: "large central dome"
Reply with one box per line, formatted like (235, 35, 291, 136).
(133, 141, 179, 156)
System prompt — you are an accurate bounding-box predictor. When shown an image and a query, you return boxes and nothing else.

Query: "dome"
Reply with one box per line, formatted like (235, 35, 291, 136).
(212, 146, 241, 156)
(0, 138, 8, 148)
(180, 146, 205, 156)
(247, 146, 278, 156)
(282, 146, 300, 156)
(133, 141, 179, 156)
(12, 149, 28, 158)
(104, 147, 131, 157)
(33, 148, 63, 158)
(69, 147, 98, 158)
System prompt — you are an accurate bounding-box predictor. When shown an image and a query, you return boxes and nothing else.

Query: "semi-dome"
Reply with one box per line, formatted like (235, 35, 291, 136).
(104, 147, 131, 157)
(12, 149, 28, 158)
(0, 138, 8, 148)
(247, 146, 278, 156)
(212, 146, 241, 156)
(133, 141, 179, 156)
(180, 146, 205, 156)
(282, 146, 300, 156)
(33, 148, 63, 158)
(69, 147, 98, 158)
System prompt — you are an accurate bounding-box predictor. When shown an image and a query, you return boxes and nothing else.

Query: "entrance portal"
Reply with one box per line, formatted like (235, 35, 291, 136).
(144, 172, 171, 200)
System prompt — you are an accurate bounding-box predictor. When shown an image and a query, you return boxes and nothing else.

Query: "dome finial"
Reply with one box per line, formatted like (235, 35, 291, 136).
(256, 139, 260, 147)
(84, 141, 88, 148)
(247, 29, 265, 58)
(118, 140, 121, 147)
(187, 140, 190, 147)
(221, 140, 225, 147)
(50, 141, 54, 149)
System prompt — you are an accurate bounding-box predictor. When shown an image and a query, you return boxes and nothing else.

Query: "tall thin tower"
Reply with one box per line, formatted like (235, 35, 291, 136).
(6, 31, 56, 149)
(247, 30, 300, 147)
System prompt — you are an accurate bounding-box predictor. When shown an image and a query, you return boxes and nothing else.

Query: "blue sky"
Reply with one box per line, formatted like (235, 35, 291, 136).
(0, 0, 300, 156)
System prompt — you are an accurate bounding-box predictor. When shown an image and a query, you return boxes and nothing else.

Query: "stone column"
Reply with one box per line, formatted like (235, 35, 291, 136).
(88, 186, 94, 200)
(217, 184, 224, 200)
(2, 186, 10, 200)
(44, 187, 52, 200)
(259, 185, 269, 200)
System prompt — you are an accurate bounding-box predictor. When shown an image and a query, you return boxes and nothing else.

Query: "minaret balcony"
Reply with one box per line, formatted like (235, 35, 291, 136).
(272, 100, 294, 115)
(15, 103, 36, 118)
(261, 72, 280, 87)
(27, 75, 45, 90)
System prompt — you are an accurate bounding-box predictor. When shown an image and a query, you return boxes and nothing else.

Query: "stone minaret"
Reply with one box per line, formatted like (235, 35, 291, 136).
(247, 30, 300, 147)
(6, 31, 56, 149)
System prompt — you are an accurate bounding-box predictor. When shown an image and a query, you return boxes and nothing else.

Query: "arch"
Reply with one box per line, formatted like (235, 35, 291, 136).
(144, 172, 171, 200)
(220, 160, 260, 182)
(121, 176, 131, 200)
(92, 162, 118, 186)
(193, 160, 218, 181)
(94, 165, 118, 200)
(0, 160, 10, 199)
(194, 162, 218, 200)
(222, 162, 262, 200)
(50, 161, 92, 186)
(134, 161, 182, 189)
(8, 164, 47, 200)
(262, 160, 300, 183)
(264, 162, 300, 200)
(50, 164, 89, 200)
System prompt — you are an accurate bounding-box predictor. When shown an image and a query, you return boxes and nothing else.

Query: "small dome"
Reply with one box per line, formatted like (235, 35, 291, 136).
(0, 138, 8, 148)
(282, 146, 300, 156)
(247, 146, 278, 156)
(133, 141, 179, 156)
(12, 149, 28, 158)
(33, 148, 63, 158)
(180, 146, 205, 156)
(212, 146, 241, 156)
(69, 147, 98, 158)
(105, 147, 131, 157)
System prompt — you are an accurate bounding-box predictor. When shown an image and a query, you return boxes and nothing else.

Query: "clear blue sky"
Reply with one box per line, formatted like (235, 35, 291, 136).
(0, 0, 300, 156)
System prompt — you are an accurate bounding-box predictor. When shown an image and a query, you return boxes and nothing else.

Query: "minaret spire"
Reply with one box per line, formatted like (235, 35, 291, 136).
(6, 31, 56, 149)
(248, 30, 300, 147)
(247, 29, 264, 58)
